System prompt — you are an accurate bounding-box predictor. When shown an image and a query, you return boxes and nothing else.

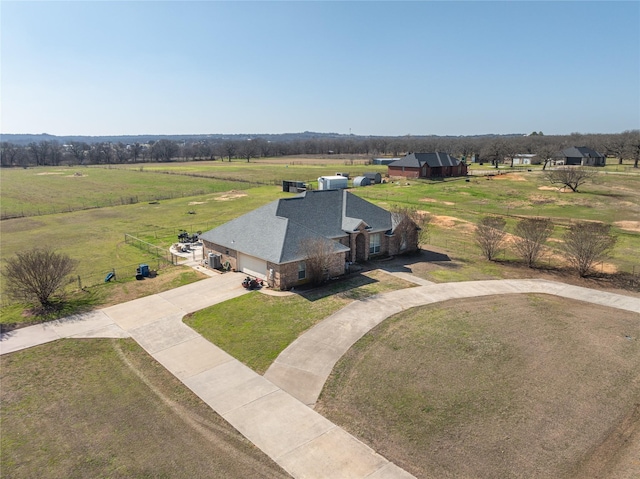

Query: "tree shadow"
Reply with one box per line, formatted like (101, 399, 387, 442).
(0, 290, 104, 334)
(372, 249, 452, 273)
(296, 272, 379, 302)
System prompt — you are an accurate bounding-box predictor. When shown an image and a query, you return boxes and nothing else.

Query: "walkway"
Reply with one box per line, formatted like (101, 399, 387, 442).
(3, 274, 639, 478)
(1, 272, 414, 479)
(265, 278, 640, 407)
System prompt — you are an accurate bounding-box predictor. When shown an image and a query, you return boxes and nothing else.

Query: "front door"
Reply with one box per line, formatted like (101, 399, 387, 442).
(355, 233, 367, 263)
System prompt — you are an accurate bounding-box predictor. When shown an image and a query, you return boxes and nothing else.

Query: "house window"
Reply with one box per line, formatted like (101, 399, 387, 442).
(369, 233, 381, 254)
(298, 261, 306, 280)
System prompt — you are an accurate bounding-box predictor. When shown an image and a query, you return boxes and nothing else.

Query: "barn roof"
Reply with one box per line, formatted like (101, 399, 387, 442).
(390, 152, 463, 168)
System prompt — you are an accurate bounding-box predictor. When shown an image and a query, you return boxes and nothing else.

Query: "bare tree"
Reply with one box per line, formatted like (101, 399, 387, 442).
(562, 222, 616, 277)
(222, 141, 237, 161)
(544, 166, 596, 192)
(239, 140, 258, 163)
(113, 143, 131, 163)
(481, 139, 508, 168)
(130, 142, 143, 162)
(48, 141, 63, 166)
(623, 130, 640, 168)
(2, 248, 78, 310)
(604, 133, 628, 165)
(68, 141, 89, 164)
(150, 139, 179, 162)
(297, 237, 337, 285)
(513, 217, 554, 267)
(390, 206, 427, 252)
(0, 142, 24, 166)
(475, 216, 507, 260)
(535, 143, 559, 170)
(28, 141, 49, 166)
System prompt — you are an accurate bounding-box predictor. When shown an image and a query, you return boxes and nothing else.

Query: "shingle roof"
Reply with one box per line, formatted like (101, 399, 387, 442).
(561, 147, 604, 158)
(389, 152, 463, 168)
(200, 190, 392, 264)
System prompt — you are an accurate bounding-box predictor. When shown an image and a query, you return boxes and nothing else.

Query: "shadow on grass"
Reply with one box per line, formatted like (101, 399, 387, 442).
(373, 249, 452, 274)
(0, 289, 105, 334)
(296, 273, 379, 302)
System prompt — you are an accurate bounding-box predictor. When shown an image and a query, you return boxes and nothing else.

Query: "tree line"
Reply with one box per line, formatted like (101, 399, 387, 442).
(1, 130, 638, 168)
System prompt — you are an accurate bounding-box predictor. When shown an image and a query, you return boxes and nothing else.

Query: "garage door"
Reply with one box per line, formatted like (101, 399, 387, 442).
(237, 253, 267, 280)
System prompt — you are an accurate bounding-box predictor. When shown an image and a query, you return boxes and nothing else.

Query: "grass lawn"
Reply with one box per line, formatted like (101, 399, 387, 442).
(0, 185, 286, 289)
(316, 294, 640, 479)
(0, 165, 248, 219)
(111, 157, 388, 188)
(0, 266, 207, 330)
(354, 169, 640, 277)
(0, 338, 290, 479)
(185, 269, 416, 374)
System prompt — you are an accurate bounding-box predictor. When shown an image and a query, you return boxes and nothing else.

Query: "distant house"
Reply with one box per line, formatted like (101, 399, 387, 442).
(388, 152, 467, 178)
(560, 147, 606, 167)
(372, 158, 400, 165)
(200, 190, 419, 289)
(511, 154, 537, 165)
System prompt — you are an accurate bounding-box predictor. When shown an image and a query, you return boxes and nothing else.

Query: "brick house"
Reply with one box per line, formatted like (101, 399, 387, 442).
(200, 189, 418, 290)
(388, 152, 467, 178)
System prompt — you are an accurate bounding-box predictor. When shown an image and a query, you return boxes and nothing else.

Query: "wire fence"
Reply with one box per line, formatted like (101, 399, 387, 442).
(124, 234, 182, 264)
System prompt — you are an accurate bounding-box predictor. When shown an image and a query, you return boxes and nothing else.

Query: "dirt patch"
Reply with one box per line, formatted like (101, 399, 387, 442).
(317, 294, 640, 479)
(615, 221, 640, 233)
(35, 171, 64, 175)
(188, 201, 206, 205)
(66, 172, 87, 177)
(492, 173, 527, 181)
(420, 198, 455, 206)
(529, 194, 555, 205)
(430, 215, 475, 233)
(538, 185, 572, 192)
(214, 191, 247, 201)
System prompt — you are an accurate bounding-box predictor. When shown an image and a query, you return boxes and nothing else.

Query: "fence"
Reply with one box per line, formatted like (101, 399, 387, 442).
(124, 234, 181, 265)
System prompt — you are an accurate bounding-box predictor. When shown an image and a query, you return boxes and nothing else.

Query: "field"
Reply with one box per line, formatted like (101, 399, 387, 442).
(1, 159, 638, 319)
(0, 338, 289, 479)
(2, 158, 639, 477)
(316, 294, 640, 479)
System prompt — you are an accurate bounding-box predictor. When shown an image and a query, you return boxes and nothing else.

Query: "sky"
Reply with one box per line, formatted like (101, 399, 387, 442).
(1, 1, 639, 137)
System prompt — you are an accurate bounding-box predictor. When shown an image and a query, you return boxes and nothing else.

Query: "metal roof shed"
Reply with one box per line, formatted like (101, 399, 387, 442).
(353, 176, 371, 187)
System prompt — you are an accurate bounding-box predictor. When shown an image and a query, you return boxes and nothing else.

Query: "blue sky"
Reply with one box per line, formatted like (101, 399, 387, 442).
(1, 1, 638, 136)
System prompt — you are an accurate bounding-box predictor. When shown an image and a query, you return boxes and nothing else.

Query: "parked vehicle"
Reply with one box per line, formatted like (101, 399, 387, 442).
(242, 276, 263, 290)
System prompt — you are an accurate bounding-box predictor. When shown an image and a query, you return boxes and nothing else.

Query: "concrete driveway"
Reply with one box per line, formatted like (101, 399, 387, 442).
(4, 273, 638, 479)
(1, 271, 416, 479)
(265, 278, 640, 407)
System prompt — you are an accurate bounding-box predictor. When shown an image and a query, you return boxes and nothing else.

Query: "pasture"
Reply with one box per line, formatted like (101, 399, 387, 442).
(1, 159, 638, 319)
(316, 294, 640, 479)
(0, 339, 289, 479)
(2, 158, 639, 477)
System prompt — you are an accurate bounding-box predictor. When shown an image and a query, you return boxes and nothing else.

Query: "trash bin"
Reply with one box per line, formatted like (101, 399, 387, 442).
(139, 264, 150, 277)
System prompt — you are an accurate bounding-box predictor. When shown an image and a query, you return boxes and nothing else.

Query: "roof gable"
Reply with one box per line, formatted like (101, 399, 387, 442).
(201, 190, 391, 264)
(390, 152, 463, 168)
(562, 146, 604, 158)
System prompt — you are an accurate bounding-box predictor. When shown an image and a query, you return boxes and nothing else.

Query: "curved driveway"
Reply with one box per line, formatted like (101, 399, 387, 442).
(2, 274, 639, 479)
(265, 278, 640, 407)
